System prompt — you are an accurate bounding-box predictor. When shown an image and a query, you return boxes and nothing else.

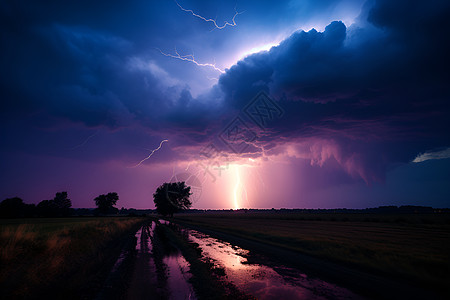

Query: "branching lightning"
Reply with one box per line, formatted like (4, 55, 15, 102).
(157, 48, 225, 73)
(242, 140, 275, 162)
(158, 1, 243, 75)
(175, 0, 243, 30)
(133, 139, 168, 167)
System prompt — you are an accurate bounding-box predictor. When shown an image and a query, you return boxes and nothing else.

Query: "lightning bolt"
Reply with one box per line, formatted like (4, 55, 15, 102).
(175, 0, 243, 30)
(157, 48, 225, 73)
(133, 139, 168, 167)
(233, 165, 241, 209)
(70, 131, 98, 150)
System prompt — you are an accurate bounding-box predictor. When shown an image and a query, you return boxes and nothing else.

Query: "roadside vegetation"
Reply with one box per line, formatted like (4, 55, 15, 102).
(0, 217, 144, 299)
(174, 211, 450, 296)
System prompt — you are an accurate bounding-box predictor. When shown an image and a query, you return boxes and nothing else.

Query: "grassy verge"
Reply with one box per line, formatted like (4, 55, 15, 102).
(174, 212, 450, 295)
(0, 217, 144, 299)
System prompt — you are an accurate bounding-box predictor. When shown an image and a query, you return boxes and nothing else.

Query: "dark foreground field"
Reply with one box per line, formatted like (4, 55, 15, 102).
(0, 217, 144, 299)
(1, 212, 449, 299)
(173, 211, 450, 299)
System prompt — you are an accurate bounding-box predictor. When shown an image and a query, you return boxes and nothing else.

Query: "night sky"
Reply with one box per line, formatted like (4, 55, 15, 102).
(1, 0, 450, 209)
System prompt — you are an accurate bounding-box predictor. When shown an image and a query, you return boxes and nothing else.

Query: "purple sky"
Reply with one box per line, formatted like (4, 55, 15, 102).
(1, 0, 450, 209)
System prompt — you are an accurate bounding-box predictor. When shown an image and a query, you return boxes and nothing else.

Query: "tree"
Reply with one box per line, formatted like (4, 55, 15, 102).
(94, 192, 119, 214)
(53, 192, 72, 216)
(153, 181, 192, 217)
(0, 197, 34, 218)
(37, 200, 57, 217)
(37, 192, 72, 217)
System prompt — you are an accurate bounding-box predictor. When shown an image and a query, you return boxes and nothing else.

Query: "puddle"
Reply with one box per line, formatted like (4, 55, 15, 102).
(164, 254, 196, 300)
(135, 225, 143, 251)
(156, 220, 197, 299)
(187, 229, 362, 300)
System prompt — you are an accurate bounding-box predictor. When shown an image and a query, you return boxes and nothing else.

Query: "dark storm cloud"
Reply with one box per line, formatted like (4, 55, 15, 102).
(217, 0, 450, 182)
(0, 0, 231, 168)
(0, 0, 362, 132)
(0, 11, 222, 134)
(1, 0, 449, 182)
(0, 0, 365, 128)
(221, 0, 450, 103)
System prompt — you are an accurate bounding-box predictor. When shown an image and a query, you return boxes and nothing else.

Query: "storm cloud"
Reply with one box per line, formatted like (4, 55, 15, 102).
(217, 0, 450, 182)
(1, 0, 449, 207)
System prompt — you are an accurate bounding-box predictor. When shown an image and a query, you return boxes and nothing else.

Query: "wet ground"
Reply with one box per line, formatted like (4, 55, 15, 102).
(187, 229, 361, 300)
(100, 220, 363, 299)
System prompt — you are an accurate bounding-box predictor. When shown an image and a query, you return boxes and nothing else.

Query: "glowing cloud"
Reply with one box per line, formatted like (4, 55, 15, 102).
(237, 42, 279, 60)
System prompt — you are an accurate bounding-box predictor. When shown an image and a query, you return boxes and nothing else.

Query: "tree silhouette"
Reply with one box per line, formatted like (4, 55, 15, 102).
(153, 182, 192, 217)
(37, 200, 56, 217)
(37, 192, 72, 217)
(0, 197, 35, 218)
(53, 192, 72, 215)
(94, 192, 119, 214)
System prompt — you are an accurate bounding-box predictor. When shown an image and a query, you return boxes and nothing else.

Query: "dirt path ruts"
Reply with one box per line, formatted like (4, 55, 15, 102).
(126, 224, 162, 299)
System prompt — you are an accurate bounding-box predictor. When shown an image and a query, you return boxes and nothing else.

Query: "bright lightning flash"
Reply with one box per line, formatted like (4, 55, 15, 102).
(157, 48, 225, 73)
(133, 139, 168, 167)
(175, 0, 243, 30)
(233, 165, 243, 210)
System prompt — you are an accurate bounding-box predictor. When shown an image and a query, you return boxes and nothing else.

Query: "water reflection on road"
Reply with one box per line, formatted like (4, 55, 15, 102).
(164, 254, 195, 299)
(185, 227, 362, 300)
(105, 220, 362, 300)
(116, 221, 196, 300)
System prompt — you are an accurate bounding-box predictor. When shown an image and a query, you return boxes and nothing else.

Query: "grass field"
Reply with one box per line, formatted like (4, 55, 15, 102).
(0, 217, 144, 299)
(174, 211, 450, 295)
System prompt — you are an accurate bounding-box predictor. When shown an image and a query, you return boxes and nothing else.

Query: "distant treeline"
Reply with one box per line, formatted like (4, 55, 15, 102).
(182, 206, 449, 214)
(1, 195, 448, 219)
(0, 193, 72, 218)
(0, 193, 154, 218)
(74, 208, 156, 216)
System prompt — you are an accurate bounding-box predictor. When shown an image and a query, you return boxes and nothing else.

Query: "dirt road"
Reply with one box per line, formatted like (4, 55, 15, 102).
(98, 220, 383, 299)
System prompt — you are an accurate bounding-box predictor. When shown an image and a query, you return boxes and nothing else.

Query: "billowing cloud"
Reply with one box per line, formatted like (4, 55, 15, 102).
(216, 0, 450, 182)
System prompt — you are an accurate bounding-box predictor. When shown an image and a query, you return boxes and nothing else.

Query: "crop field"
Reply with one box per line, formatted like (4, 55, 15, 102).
(0, 217, 144, 299)
(1, 213, 449, 299)
(174, 211, 450, 296)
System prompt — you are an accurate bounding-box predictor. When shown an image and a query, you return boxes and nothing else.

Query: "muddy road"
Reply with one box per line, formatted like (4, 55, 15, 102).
(97, 220, 362, 299)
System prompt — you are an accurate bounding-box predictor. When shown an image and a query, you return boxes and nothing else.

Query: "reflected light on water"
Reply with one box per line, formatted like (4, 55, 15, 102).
(187, 229, 361, 299)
